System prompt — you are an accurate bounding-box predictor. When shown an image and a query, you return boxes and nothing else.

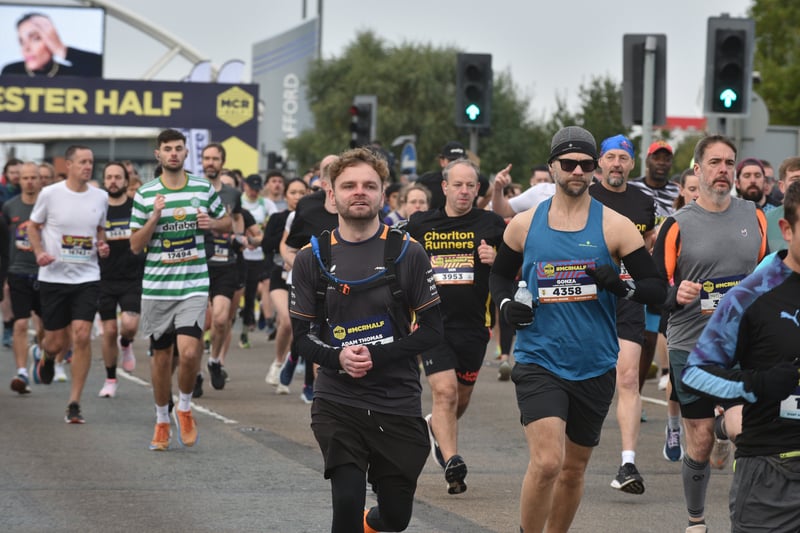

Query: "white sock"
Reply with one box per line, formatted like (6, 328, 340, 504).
(155, 404, 170, 424)
(178, 392, 192, 412)
(622, 450, 635, 465)
(208, 357, 220, 364)
(668, 415, 681, 431)
(17, 367, 28, 377)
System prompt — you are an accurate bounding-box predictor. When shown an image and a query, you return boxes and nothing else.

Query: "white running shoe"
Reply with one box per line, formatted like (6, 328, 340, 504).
(98, 378, 118, 398)
(276, 383, 290, 395)
(119, 336, 136, 372)
(54, 362, 68, 382)
(265, 360, 281, 385)
(658, 373, 669, 391)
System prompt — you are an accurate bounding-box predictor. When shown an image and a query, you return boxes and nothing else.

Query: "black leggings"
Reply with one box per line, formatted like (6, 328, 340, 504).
(330, 463, 416, 533)
(241, 260, 263, 327)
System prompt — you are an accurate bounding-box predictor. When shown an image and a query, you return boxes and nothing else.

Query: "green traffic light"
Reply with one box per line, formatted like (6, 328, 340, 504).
(718, 88, 738, 109)
(465, 103, 481, 121)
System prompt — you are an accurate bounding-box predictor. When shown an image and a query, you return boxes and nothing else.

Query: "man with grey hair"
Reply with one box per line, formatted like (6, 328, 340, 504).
(406, 158, 506, 495)
(489, 126, 666, 532)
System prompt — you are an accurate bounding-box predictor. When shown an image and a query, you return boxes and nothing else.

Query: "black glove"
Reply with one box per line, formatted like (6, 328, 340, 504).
(501, 299, 535, 329)
(585, 265, 630, 299)
(748, 362, 800, 403)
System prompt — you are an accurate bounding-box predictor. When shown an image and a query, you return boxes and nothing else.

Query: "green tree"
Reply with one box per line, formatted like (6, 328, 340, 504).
(750, 0, 800, 125)
(284, 31, 546, 182)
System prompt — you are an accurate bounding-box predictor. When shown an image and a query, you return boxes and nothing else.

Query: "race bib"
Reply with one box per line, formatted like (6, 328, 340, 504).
(619, 263, 632, 282)
(700, 275, 745, 314)
(329, 314, 394, 348)
(105, 218, 131, 241)
(161, 236, 199, 264)
(431, 253, 474, 285)
(60, 235, 93, 263)
(536, 259, 598, 304)
(209, 236, 230, 262)
(14, 224, 31, 251)
(780, 385, 800, 420)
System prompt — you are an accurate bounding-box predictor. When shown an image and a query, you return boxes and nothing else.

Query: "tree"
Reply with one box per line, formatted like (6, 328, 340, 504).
(284, 31, 546, 182)
(750, 0, 800, 125)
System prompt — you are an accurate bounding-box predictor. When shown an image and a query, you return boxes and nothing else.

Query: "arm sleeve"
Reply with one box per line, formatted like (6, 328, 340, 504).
(651, 216, 681, 311)
(291, 318, 343, 370)
(368, 306, 443, 367)
(621, 246, 667, 305)
(489, 241, 524, 305)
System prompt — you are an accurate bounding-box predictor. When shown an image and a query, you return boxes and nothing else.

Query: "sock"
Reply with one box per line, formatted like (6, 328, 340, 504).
(17, 367, 28, 377)
(208, 356, 220, 364)
(714, 413, 729, 440)
(106, 365, 117, 380)
(682, 454, 710, 520)
(155, 404, 170, 424)
(622, 450, 635, 465)
(668, 415, 681, 431)
(178, 392, 192, 411)
(120, 336, 131, 347)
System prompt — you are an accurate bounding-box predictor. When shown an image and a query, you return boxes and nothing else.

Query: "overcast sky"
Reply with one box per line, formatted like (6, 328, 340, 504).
(90, 0, 753, 118)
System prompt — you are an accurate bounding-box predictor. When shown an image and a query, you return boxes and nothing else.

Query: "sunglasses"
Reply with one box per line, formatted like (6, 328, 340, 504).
(556, 158, 597, 173)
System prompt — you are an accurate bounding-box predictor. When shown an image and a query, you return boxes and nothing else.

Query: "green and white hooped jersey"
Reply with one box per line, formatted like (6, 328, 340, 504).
(130, 174, 225, 300)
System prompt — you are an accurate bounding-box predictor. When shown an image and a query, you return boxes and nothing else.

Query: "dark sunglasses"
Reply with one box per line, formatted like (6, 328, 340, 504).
(556, 158, 597, 173)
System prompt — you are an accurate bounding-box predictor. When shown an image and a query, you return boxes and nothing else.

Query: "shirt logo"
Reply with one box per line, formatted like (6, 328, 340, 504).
(781, 309, 800, 327)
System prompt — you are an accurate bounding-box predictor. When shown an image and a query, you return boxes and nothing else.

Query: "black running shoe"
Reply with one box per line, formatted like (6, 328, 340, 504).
(37, 354, 55, 385)
(192, 373, 204, 398)
(65, 402, 85, 424)
(208, 361, 225, 390)
(610, 462, 645, 494)
(444, 454, 468, 494)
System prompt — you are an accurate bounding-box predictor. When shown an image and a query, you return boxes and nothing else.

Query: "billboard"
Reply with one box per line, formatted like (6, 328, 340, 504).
(0, 4, 105, 78)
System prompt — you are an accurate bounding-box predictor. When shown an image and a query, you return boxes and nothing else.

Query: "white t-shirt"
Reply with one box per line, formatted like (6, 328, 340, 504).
(241, 195, 277, 261)
(508, 182, 556, 213)
(30, 181, 108, 284)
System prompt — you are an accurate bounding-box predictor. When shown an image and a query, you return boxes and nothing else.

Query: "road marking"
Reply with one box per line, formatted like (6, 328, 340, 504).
(642, 395, 668, 407)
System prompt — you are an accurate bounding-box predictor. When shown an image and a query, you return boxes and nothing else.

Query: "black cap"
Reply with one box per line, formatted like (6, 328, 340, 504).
(244, 174, 263, 189)
(441, 141, 467, 161)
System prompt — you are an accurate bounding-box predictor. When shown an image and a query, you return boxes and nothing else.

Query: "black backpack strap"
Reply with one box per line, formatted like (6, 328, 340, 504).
(383, 227, 410, 336)
(313, 230, 333, 324)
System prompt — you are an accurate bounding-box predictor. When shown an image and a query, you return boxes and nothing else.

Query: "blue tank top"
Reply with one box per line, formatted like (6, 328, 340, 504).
(515, 197, 619, 380)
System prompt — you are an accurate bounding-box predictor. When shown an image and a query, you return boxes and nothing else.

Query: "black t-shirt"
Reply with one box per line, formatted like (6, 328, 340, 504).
(589, 183, 656, 238)
(100, 197, 144, 281)
(290, 224, 440, 415)
(406, 207, 505, 326)
(285, 190, 338, 249)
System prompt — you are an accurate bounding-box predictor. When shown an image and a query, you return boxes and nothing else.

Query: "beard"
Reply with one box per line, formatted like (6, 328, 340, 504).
(556, 177, 589, 197)
(738, 186, 764, 203)
(605, 174, 625, 188)
(107, 187, 127, 199)
(335, 198, 380, 222)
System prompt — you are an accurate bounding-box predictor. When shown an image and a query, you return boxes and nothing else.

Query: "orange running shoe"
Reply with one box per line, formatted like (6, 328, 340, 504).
(149, 422, 171, 451)
(175, 409, 198, 447)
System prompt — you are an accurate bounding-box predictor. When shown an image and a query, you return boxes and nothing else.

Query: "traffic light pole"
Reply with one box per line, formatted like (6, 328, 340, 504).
(469, 128, 478, 158)
(640, 36, 657, 171)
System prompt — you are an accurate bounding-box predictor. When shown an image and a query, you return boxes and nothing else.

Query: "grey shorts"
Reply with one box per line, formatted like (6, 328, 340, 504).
(140, 296, 207, 341)
(730, 455, 800, 533)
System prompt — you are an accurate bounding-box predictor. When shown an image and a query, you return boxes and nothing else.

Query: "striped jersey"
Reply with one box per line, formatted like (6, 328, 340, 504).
(130, 174, 225, 300)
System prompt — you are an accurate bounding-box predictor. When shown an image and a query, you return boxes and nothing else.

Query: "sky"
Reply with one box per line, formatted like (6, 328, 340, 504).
(92, 0, 754, 118)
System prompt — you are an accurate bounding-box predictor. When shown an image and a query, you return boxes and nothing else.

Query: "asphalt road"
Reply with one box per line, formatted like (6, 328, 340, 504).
(0, 328, 733, 532)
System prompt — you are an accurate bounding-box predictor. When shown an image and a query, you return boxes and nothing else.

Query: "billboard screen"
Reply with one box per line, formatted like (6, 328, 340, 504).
(0, 4, 105, 78)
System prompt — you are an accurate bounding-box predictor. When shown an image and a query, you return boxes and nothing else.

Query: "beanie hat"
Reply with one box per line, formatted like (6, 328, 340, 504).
(549, 126, 597, 162)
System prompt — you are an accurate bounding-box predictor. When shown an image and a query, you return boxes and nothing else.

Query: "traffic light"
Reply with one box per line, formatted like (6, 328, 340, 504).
(456, 53, 492, 129)
(622, 34, 667, 127)
(349, 95, 377, 149)
(704, 16, 755, 116)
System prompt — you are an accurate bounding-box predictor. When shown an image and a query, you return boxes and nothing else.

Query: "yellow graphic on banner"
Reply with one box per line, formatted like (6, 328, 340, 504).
(216, 86, 253, 127)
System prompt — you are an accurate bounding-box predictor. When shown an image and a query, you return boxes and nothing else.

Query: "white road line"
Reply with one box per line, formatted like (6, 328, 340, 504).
(641, 395, 668, 407)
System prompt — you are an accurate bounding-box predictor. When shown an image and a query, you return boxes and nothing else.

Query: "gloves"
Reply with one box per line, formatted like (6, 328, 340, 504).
(748, 362, 800, 403)
(500, 299, 535, 329)
(585, 265, 631, 299)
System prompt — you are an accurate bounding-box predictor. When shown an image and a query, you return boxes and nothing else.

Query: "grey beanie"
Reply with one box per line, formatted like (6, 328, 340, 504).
(548, 126, 598, 162)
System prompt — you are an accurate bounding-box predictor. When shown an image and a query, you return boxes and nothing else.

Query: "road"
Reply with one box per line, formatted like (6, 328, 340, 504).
(0, 329, 733, 532)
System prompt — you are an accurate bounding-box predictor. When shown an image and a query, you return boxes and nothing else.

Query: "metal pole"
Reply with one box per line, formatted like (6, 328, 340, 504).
(469, 128, 478, 157)
(302, 0, 307, 19)
(317, 0, 323, 59)
(640, 36, 657, 172)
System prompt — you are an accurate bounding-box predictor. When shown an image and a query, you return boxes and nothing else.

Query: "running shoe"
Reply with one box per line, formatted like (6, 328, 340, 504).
(610, 462, 645, 494)
(208, 361, 225, 390)
(2, 327, 11, 347)
(424, 413, 446, 469)
(685, 524, 708, 533)
(29, 345, 41, 384)
(658, 373, 669, 391)
(10, 374, 31, 394)
(663, 424, 684, 462)
(265, 360, 281, 386)
(64, 349, 72, 363)
(65, 402, 85, 424)
(280, 353, 297, 387)
(263, 319, 276, 340)
(444, 454, 468, 494)
(192, 373, 204, 398)
(36, 353, 55, 385)
(149, 422, 171, 451)
(119, 336, 136, 372)
(239, 331, 250, 349)
(640, 408, 648, 423)
(174, 409, 198, 447)
(497, 360, 511, 381)
(276, 383, 290, 395)
(257, 312, 267, 331)
(98, 378, 118, 398)
(54, 362, 68, 382)
(300, 384, 313, 404)
(363, 509, 378, 533)
(710, 437, 731, 469)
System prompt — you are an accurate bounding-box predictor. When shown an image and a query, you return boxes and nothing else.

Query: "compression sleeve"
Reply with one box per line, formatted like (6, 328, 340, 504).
(368, 306, 443, 367)
(489, 241, 524, 304)
(291, 318, 343, 370)
(651, 216, 681, 311)
(621, 246, 667, 305)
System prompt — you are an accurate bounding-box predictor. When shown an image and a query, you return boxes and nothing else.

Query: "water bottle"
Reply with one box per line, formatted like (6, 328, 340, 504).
(514, 280, 534, 308)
